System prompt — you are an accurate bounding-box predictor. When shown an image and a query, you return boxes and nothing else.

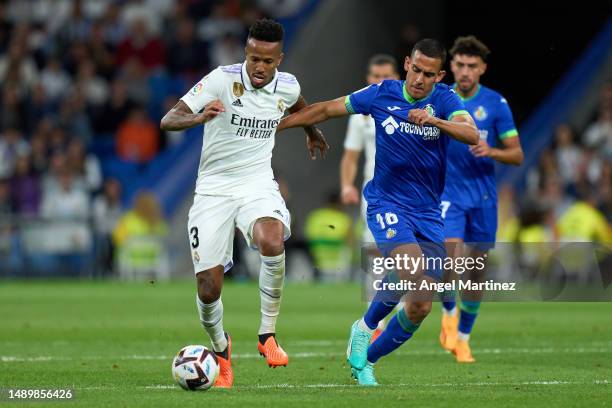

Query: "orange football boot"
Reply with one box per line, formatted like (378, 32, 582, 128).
(258, 335, 289, 368)
(453, 339, 476, 363)
(213, 333, 233, 388)
(439, 312, 459, 352)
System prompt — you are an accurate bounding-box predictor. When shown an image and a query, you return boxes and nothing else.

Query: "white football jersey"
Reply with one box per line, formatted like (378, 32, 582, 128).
(343, 114, 376, 184)
(181, 63, 300, 195)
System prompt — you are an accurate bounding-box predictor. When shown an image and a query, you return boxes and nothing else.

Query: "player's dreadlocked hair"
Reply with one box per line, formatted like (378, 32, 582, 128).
(248, 18, 284, 43)
(450, 36, 491, 61)
(412, 39, 447, 66)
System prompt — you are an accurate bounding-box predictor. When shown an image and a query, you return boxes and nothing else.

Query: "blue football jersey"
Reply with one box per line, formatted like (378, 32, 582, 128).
(345, 80, 468, 210)
(442, 84, 518, 207)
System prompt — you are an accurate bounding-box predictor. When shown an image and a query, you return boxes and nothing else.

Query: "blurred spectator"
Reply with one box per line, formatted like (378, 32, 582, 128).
(26, 84, 53, 134)
(304, 193, 353, 280)
(9, 153, 41, 216)
(553, 124, 583, 189)
(116, 17, 165, 70)
(87, 20, 116, 79)
(557, 190, 611, 242)
(112, 191, 168, 278)
(118, 58, 150, 105)
(0, 127, 29, 179)
(75, 60, 109, 107)
(40, 56, 71, 101)
(166, 17, 208, 77)
(197, 2, 244, 44)
(66, 138, 102, 193)
(210, 33, 244, 67)
(0, 41, 39, 93)
(0, 85, 26, 131)
(39, 169, 92, 258)
(58, 89, 94, 143)
(116, 107, 159, 163)
(29, 131, 48, 174)
(94, 79, 135, 134)
(583, 85, 612, 156)
(101, 2, 128, 46)
(0, 178, 12, 216)
(93, 178, 123, 275)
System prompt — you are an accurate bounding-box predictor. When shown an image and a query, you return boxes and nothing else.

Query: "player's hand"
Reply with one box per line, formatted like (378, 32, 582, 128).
(306, 127, 329, 160)
(198, 100, 225, 124)
(470, 139, 491, 157)
(408, 109, 435, 126)
(341, 185, 360, 205)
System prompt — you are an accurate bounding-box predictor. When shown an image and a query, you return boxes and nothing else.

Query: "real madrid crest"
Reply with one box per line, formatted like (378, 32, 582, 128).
(277, 99, 285, 113)
(233, 82, 244, 98)
(192, 251, 200, 263)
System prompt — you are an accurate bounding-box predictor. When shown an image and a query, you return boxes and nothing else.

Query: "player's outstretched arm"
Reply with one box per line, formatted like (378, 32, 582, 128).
(288, 95, 330, 160)
(408, 109, 479, 145)
(277, 97, 349, 132)
(471, 135, 524, 165)
(160, 100, 225, 131)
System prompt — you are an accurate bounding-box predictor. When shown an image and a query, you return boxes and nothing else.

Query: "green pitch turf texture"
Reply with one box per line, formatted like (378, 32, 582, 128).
(1, 280, 610, 407)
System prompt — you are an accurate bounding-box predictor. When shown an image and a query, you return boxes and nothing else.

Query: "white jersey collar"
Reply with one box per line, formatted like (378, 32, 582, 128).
(241, 62, 279, 93)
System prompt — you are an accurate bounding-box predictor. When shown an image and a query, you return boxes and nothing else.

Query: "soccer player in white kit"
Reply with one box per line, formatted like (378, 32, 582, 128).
(160, 19, 328, 388)
(339, 55, 399, 342)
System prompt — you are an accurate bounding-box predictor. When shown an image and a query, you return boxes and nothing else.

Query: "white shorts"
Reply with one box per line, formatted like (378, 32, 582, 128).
(187, 186, 291, 273)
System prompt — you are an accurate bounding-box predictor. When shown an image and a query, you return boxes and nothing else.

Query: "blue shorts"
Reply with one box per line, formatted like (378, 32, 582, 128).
(441, 200, 497, 251)
(366, 199, 445, 281)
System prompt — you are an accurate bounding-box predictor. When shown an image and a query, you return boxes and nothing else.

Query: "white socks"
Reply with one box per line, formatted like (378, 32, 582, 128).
(358, 318, 375, 334)
(196, 296, 227, 353)
(443, 306, 458, 317)
(258, 252, 286, 335)
(458, 331, 470, 342)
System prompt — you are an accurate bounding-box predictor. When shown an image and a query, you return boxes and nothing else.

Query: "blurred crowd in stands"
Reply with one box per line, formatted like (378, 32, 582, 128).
(497, 84, 612, 246)
(0, 0, 285, 277)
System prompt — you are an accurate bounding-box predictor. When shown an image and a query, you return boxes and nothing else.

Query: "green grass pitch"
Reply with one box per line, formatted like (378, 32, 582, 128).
(1, 280, 611, 407)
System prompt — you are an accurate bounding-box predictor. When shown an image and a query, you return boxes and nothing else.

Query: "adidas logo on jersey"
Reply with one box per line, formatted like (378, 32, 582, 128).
(232, 99, 243, 107)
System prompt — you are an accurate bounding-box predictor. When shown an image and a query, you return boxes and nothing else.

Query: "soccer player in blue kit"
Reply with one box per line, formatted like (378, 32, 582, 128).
(439, 36, 524, 363)
(277, 39, 479, 385)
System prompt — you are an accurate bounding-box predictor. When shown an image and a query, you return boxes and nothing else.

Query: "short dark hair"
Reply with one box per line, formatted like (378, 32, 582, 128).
(368, 54, 398, 73)
(450, 36, 490, 61)
(248, 18, 284, 43)
(411, 38, 447, 66)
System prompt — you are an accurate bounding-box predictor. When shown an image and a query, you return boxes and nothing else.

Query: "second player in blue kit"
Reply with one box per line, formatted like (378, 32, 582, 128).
(276, 39, 479, 385)
(438, 36, 524, 363)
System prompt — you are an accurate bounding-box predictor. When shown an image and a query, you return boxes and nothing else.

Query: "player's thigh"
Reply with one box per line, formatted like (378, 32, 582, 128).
(366, 202, 417, 257)
(235, 188, 291, 251)
(441, 200, 467, 241)
(465, 205, 498, 251)
(187, 194, 238, 273)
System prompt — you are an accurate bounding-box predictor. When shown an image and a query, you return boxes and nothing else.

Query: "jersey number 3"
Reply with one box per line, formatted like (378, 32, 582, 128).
(190, 227, 199, 248)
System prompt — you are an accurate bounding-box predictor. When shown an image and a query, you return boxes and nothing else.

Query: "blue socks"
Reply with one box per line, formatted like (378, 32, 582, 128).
(441, 289, 457, 313)
(367, 309, 420, 364)
(363, 271, 404, 330)
(458, 300, 480, 337)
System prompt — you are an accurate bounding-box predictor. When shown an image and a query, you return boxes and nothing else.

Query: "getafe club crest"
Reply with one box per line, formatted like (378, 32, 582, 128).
(233, 82, 244, 98)
(424, 104, 436, 117)
(474, 106, 487, 121)
(277, 99, 285, 113)
(386, 228, 396, 239)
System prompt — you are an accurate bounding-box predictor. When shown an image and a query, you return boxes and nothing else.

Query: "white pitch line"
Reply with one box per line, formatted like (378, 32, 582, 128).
(2, 346, 612, 363)
(79, 379, 611, 391)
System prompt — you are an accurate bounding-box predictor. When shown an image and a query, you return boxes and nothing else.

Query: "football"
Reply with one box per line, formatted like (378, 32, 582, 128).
(172, 345, 219, 391)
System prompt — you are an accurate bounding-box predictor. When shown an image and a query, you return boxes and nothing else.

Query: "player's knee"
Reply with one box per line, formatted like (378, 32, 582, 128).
(196, 272, 221, 303)
(407, 301, 432, 322)
(258, 237, 284, 257)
